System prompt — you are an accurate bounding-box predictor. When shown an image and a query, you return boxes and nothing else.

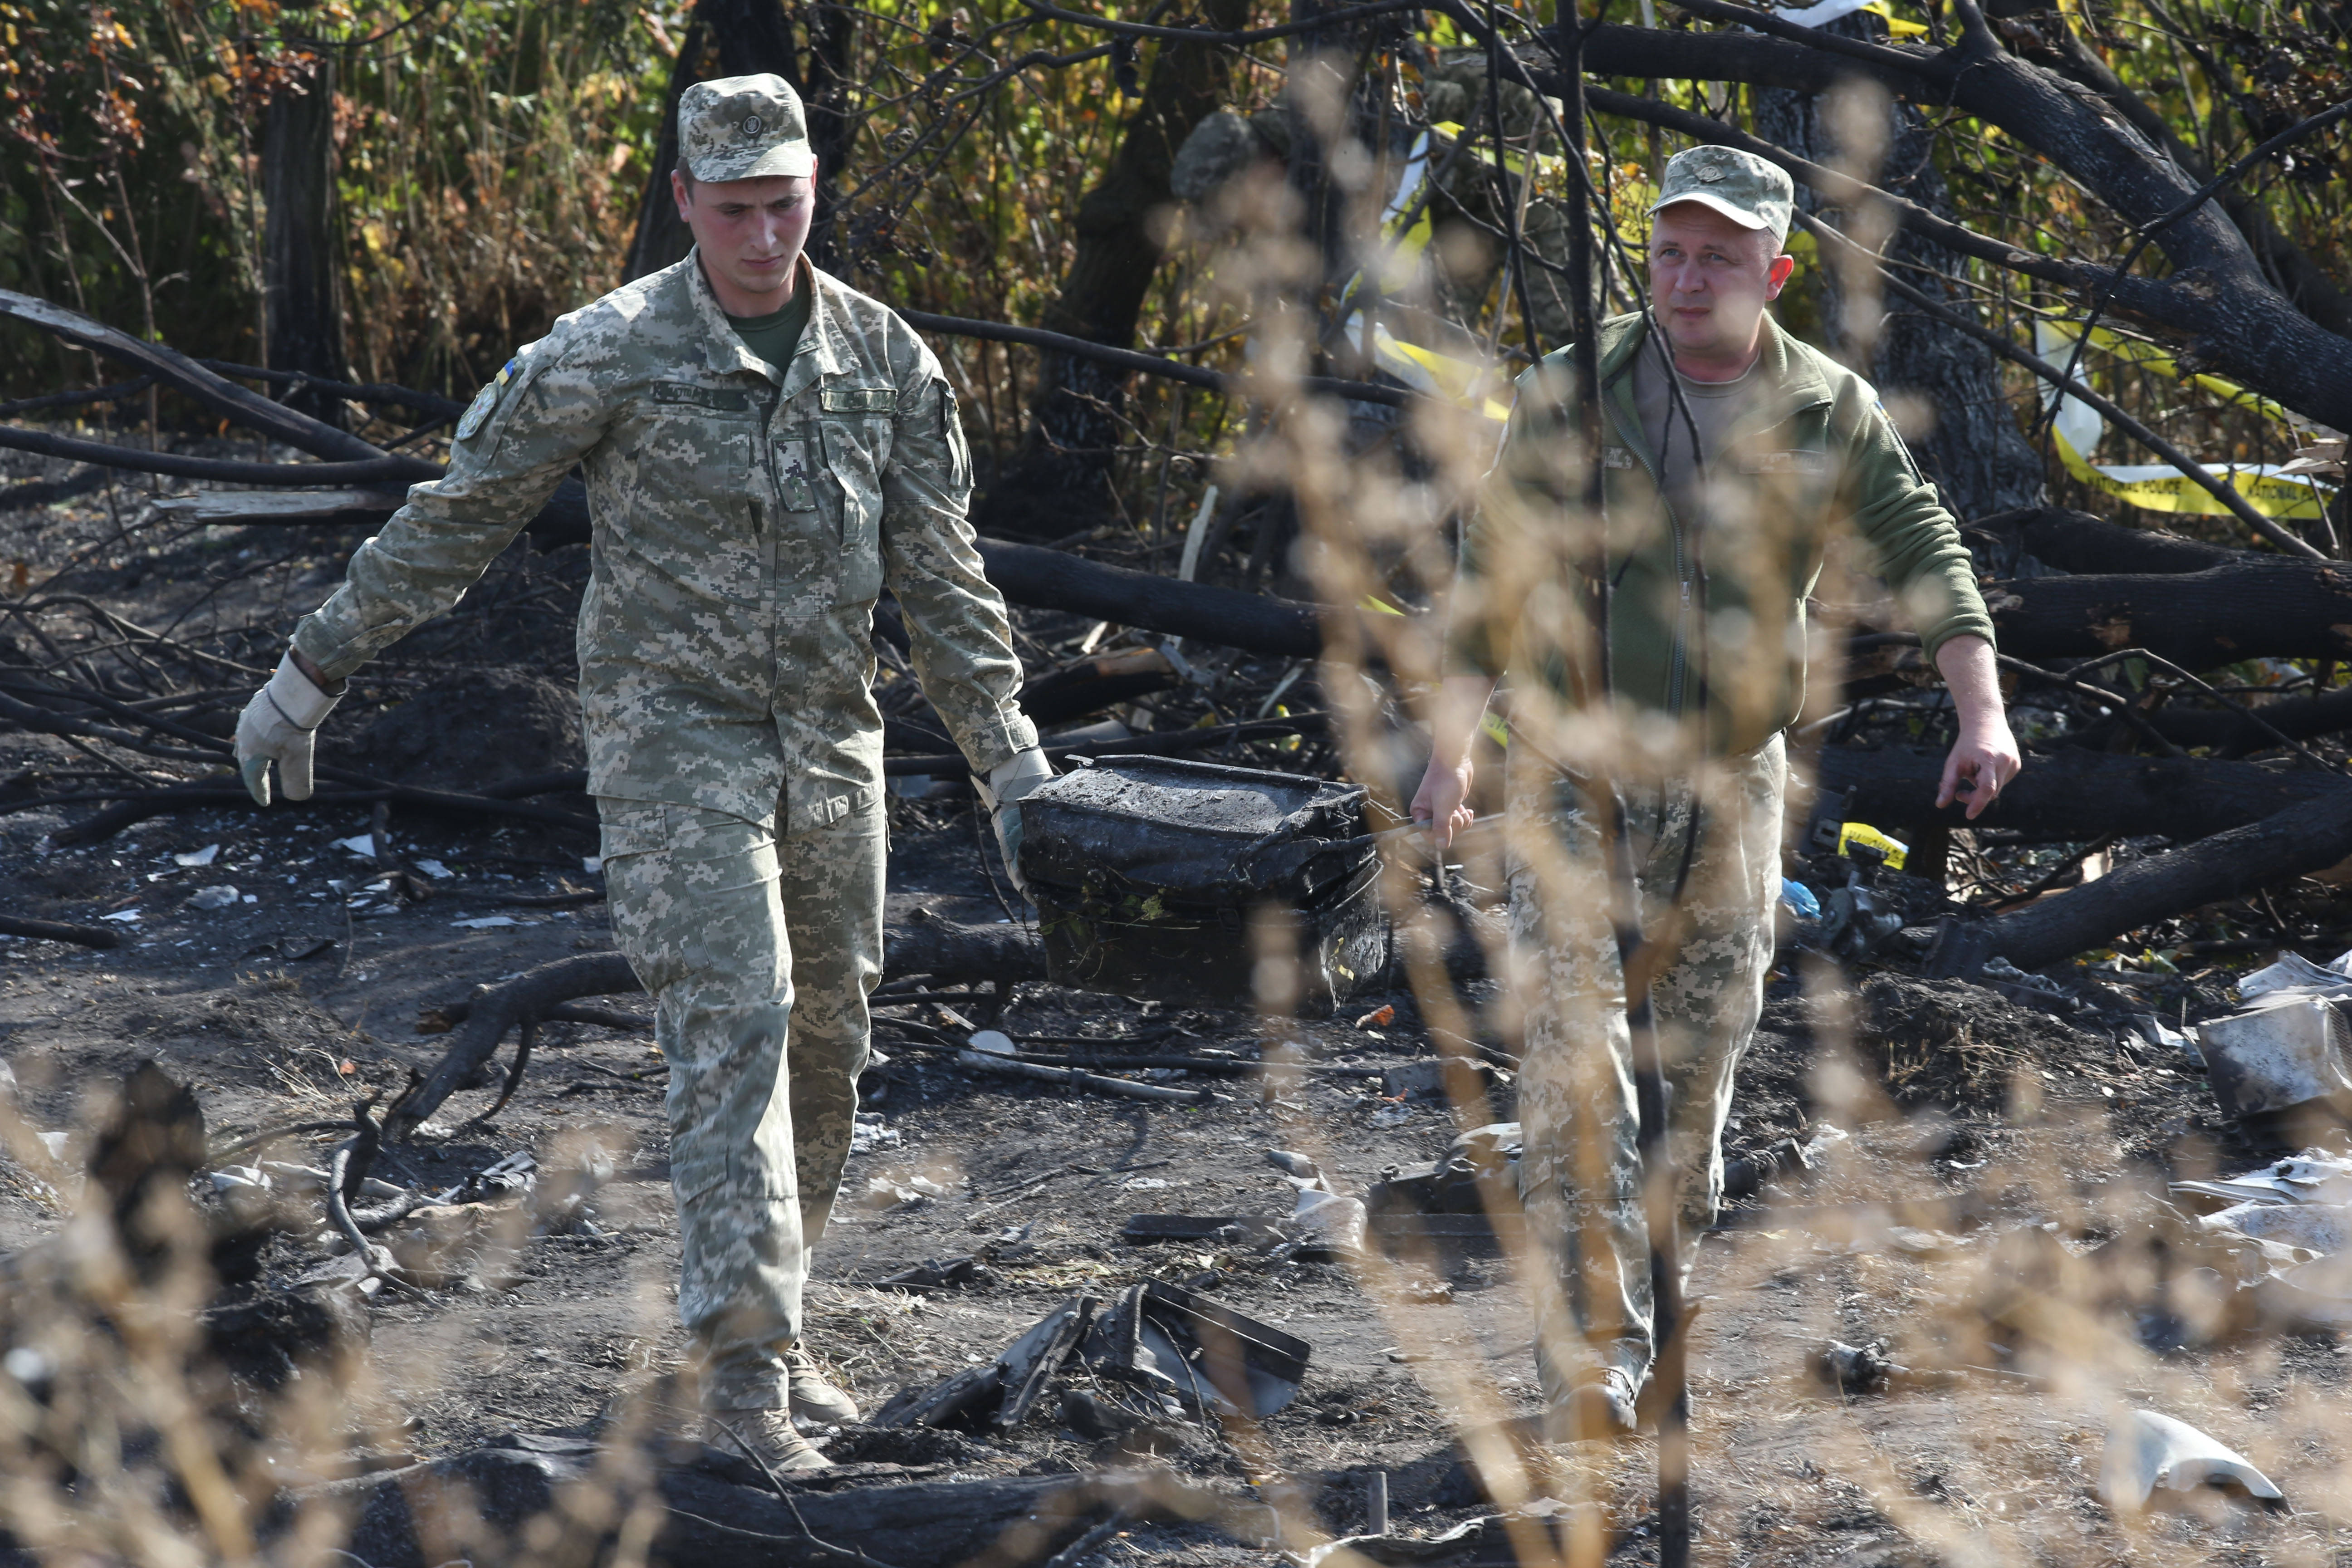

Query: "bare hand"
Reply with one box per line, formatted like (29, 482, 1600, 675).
(1411, 755, 1478, 848)
(1936, 717, 2022, 821)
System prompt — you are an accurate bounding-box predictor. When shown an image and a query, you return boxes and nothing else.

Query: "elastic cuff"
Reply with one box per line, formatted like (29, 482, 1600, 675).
(290, 624, 367, 686)
(267, 651, 340, 729)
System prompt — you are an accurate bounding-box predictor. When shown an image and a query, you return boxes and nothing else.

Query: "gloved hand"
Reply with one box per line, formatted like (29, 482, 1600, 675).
(977, 748, 1053, 895)
(235, 651, 342, 805)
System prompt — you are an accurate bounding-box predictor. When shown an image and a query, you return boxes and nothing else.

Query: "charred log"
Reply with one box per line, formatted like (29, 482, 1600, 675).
(978, 539, 1321, 658)
(1965, 507, 2244, 576)
(1934, 788, 2352, 975)
(331, 1433, 1152, 1568)
(1817, 744, 2352, 842)
(1987, 557, 2352, 668)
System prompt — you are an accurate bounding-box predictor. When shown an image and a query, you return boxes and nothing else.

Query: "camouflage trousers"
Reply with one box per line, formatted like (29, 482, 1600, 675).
(1504, 734, 1785, 1407)
(598, 795, 883, 1412)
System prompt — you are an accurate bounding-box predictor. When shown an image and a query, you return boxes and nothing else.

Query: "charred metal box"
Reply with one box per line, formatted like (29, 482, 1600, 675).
(1014, 755, 1388, 1013)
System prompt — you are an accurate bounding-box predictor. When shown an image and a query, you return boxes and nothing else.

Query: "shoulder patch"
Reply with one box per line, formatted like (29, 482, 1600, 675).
(454, 357, 520, 441)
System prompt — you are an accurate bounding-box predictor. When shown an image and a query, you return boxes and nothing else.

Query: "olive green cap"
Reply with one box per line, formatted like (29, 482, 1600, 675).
(679, 74, 816, 182)
(1649, 146, 1794, 247)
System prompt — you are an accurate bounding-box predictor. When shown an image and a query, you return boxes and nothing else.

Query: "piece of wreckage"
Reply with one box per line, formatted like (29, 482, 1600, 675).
(872, 1280, 1312, 1445)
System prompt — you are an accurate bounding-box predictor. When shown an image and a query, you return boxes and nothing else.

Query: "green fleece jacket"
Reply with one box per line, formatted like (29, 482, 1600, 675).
(1447, 311, 1996, 754)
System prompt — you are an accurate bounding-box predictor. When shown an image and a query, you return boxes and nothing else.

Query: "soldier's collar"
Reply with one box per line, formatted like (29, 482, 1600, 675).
(780, 262, 846, 402)
(685, 248, 823, 385)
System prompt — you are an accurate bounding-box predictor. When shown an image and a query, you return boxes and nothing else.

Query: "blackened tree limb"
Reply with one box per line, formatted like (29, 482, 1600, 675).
(2043, 32, 2352, 339)
(1987, 557, 2352, 667)
(0, 914, 122, 950)
(0, 288, 392, 465)
(0, 424, 431, 486)
(197, 361, 466, 420)
(977, 537, 1323, 655)
(1817, 744, 2352, 842)
(2143, 686, 2352, 755)
(1965, 507, 2244, 575)
(37, 781, 597, 845)
(1962, 790, 2352, 972)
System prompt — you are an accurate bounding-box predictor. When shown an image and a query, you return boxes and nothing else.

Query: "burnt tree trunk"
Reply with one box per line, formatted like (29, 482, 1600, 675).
(1752, 30, 2040, 523)
(799, 1, 858, 270)
(971, 0, 1251, 540)
(261, 52, 346, 428)
(622, 0, 816, 283)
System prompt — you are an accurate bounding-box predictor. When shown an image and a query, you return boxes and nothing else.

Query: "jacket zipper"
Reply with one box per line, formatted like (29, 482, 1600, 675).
(1600, 396, 1692, 718)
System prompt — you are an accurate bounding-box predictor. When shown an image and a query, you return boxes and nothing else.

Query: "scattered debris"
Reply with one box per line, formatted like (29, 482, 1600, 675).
(876, 1255, 991, 1292)
(1122, 1215, 1289, 1246)
(1269, 1148, 1367, 1260)
(1812, 1338, 1905, 1395)
(1088, 1281, 1309, 1421)
(2099, 1409, 2285, 1512)
(850, 1112, 902, 1155)
(2195, 996, 2352, 1127)
(1366, 1122, 1522, 1252)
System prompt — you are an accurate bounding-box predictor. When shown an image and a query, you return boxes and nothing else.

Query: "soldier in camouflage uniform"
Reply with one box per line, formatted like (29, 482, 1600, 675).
(1412, 148, 2018, 1441)
(236, 75, 1053, 1472)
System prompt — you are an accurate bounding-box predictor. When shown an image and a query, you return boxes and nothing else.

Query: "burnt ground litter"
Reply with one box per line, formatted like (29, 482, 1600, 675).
(2, 473, 2350, 1565)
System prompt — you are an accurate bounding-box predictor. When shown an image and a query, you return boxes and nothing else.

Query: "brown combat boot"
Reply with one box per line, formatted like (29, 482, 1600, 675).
(710, 1408, 832, 1473)
(785, 1344, 860, 1426)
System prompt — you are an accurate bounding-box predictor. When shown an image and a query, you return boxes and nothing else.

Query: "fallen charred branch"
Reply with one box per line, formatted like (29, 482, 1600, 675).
(978, 538, 1321, 657)
(387, 918, 1050, 1138)
(884, 1037, 1220, 1105)
(0, 913, 122, 950)
(1984, 558, 2352, 669)
(1965, 507, 2245, 576)
(1930, 788, 2352, 976)
(28, 777, 595, 847)
(1817, 745, 2352, 843)
(2142, 687, 2352, 754)
(330, 1433, 1169, 1568)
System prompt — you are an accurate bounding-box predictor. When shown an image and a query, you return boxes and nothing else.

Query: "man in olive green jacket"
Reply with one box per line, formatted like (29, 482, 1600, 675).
(1412, 146, 2019, 1440)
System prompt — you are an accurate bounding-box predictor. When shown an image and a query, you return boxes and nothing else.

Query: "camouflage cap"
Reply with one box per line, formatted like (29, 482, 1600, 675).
(679, 74, 816, 182)
(1649, 146, 1794, 247)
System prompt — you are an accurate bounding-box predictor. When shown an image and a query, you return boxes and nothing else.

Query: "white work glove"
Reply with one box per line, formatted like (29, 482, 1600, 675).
(235, 651, 341, 805)
(977, 748, 1054, 895)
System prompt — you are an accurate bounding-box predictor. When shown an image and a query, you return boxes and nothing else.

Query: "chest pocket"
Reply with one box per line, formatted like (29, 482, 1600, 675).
(818, 386, 897, 607)
(618, 383, 761, 604)
(1733, 446, 1836, 524)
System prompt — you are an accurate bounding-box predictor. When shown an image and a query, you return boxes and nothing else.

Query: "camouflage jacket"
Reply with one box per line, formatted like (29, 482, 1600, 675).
(293, 252, 1037, 829)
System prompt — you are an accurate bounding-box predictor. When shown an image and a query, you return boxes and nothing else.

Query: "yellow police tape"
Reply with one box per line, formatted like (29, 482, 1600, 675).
(2052, 432, 2332, 519)
(2037, 321, 2335, 519)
